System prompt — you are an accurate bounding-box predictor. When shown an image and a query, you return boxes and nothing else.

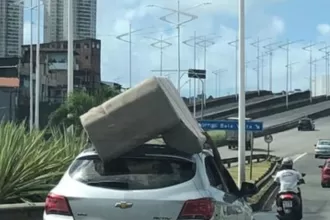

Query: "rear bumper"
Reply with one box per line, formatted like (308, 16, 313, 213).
(43, 213, 74, 220)
(315, 151, 330, 158)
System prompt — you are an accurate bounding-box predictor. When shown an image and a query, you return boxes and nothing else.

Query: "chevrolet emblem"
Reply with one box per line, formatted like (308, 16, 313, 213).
(115, 201, 133, 209)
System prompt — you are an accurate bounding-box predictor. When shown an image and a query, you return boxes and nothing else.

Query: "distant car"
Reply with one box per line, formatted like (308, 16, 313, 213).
(318, 158, 330, 187)
(297, 118, 315, 131)
(315, 139, 330, 158)
(43, 144, 258, 220)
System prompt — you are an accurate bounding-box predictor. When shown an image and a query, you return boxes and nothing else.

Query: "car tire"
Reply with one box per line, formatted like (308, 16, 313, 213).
(228, 145, 232, 149)
(315, 155, 318, 159)
(322, 183, 326, 188)
(298, 128, 300, 131)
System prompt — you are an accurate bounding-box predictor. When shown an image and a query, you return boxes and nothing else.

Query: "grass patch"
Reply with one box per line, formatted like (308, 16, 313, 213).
(228, 160, 271, 184)
(207, 130, 226, 145)
(247, 177, 274, 204)
(228, 160, 273, 204)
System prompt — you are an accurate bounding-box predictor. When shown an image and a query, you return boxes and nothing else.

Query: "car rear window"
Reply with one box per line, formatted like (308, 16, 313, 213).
(319, 140, 330, 145)
(69, 156, 196, 190)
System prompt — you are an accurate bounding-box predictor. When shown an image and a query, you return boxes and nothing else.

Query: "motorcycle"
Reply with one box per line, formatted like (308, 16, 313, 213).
(276, 173, 306, 220)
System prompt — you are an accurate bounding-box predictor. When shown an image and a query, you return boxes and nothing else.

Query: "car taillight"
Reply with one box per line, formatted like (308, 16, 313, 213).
(325, 169, 330, 175)
(178, 198, 214, 220)
(279, 193, 294, 200)
(45, 193, 72, 216)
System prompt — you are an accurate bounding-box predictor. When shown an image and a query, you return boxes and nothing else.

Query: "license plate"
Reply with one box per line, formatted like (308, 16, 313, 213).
(282, 200, 292, 208)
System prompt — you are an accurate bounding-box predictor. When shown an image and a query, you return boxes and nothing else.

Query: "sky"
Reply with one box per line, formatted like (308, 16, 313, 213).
(22, 0, 330, 97)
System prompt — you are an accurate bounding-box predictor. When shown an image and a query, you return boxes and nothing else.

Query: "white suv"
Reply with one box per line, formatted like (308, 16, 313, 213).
(44, 144, 257, 220)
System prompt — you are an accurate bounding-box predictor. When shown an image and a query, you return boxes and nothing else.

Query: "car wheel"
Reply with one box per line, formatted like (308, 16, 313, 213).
(322, 183, 326, 188)
(315, 155, 318, 159)
(228, 145, 231, 149)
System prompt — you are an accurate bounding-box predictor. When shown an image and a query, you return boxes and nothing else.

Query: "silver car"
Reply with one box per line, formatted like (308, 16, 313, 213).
(315, 139, 330, 158)
(43, 144, 257, 220)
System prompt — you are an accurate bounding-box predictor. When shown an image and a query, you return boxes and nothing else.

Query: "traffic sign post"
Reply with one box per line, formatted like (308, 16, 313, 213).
(264, 134, 273, 157)
(198, 119, 263, 131)
(188, 69, 206, 79)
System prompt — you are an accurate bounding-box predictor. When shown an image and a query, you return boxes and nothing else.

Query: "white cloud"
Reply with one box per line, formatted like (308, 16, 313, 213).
(317, 24, 330, 36)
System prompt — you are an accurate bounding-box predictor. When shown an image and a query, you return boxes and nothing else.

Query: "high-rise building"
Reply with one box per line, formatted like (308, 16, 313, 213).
(44, 0, 97, 43)
(0, 0, 24, 57)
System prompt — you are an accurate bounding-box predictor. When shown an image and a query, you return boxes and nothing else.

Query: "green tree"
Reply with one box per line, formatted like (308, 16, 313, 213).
(48, 86, 120, 129)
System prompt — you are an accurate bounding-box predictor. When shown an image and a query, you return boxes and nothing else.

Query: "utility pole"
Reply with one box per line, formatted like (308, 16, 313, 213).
(302, 42, 324, 103)
(263, 41, 282, 91)
(228, 37, 250, 99)
(250, 37, 271, 95)
(278, 39, 303, 108)
(145, 35, 174, 76)
(319, 45, 330, 97)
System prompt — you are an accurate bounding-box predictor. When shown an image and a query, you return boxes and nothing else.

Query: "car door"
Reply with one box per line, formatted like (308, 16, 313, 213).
(204, 155, 240, 220)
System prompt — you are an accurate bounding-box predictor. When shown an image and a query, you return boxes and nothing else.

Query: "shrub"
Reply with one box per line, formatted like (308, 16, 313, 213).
(0, 121, 87, 204)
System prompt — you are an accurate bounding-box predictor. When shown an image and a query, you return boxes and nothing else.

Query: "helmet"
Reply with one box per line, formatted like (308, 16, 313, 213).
(281, 157, 293, 169)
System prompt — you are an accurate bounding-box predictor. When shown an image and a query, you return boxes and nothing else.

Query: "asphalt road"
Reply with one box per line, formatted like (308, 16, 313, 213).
(258, 100, 330, 127)
(219, 116, 330, 159)
(254, 152, 330, 220)
(219, 116, 330, 219)
(195, 95, 276, 117)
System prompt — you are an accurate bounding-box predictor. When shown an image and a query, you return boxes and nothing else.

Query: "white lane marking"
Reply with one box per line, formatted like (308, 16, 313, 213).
(293, 152, 308, 162)
(271, 152, 308, 209)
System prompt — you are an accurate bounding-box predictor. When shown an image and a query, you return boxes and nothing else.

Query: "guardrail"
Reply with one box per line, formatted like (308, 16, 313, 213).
(254, 107, 330, 137)
(201, 91, 311, 119)
(221, 154, 281, 212)
(187, 90, 272, 112)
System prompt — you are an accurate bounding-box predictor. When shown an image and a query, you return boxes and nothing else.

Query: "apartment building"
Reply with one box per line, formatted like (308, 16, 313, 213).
(44, 0, 97, 43)
(0, 0, 24, 57)
(19, 38, 101, 104)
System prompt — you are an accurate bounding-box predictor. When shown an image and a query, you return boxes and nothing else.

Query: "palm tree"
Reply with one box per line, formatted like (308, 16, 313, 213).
(48, 86, 120, 129)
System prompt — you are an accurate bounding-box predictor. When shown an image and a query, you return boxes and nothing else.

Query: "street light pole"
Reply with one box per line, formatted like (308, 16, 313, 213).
(238, 0, 246, 187)
(145, 35, 173, 76)
(29, 0, 33, 131)
(310, 58, 323, 96)
(250, 37, 271, 95)
(302, 42, 323, 103)
(319, 45, 330, 97)
(34, 0, 40, 129)
(212, 69, 227, 96)
(287, 61, 299, 91)
(263, 41, 282, 91)
(278, 39, 303, 108)
(228, 37, 250, 99)
(245, 60, 255, 89)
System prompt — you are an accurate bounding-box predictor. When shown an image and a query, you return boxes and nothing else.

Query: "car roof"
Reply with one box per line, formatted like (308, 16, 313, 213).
(318, 139, 330, 142)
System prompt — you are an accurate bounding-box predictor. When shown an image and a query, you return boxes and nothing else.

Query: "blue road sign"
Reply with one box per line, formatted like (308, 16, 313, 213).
(199, 120, 263, 131)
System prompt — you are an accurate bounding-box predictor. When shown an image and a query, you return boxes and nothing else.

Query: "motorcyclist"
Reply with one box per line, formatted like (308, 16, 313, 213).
(274, 157, 304, 219)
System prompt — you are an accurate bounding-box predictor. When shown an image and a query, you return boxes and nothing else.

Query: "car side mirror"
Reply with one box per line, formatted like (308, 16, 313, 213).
(302, 173, 306, 177)
(314, 144, 316, 147)
(319, 165, 324, 168)
(240, 182, 258, 197)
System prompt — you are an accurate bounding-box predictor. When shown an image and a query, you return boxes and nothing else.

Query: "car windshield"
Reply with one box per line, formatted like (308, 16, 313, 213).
(300, 119, 310, 124)
(319, 140, 330, 145)
(69, 155, 196, 190)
